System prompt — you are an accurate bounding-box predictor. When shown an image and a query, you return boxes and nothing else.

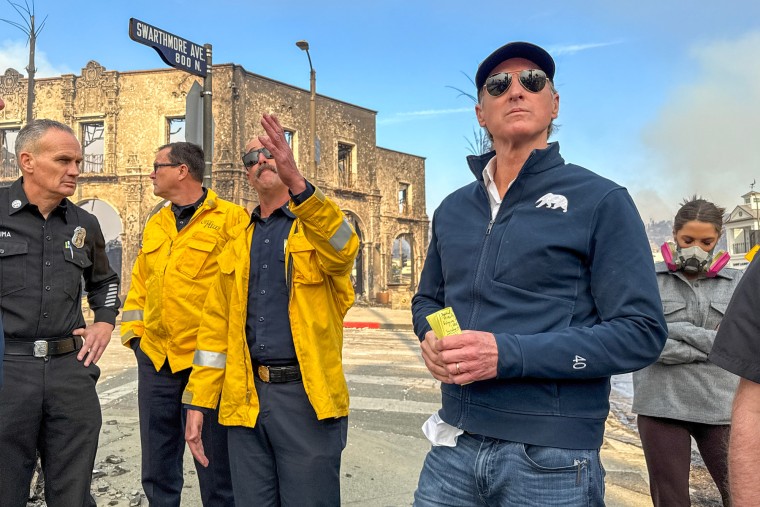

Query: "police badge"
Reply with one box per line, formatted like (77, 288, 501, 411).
(71, 226, 87, 248)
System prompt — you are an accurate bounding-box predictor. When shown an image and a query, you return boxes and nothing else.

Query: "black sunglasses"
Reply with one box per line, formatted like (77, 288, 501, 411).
(485, 69, 549, 97)
(242, 147, 273, 168)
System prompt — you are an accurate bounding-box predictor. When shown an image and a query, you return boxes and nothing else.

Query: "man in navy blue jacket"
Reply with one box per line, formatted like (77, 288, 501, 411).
(411, 41, 667, 506)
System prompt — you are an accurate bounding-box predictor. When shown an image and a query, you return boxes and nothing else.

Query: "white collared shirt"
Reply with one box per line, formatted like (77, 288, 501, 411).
(482, 155, 513, 220)
(420, 156, 514, 448)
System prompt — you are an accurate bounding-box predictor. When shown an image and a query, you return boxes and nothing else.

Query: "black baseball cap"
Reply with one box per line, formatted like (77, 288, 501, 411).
(475, 42, 555, 91)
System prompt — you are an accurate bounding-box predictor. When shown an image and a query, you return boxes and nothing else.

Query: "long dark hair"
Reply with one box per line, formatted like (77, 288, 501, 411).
(673, 195, 725, 235)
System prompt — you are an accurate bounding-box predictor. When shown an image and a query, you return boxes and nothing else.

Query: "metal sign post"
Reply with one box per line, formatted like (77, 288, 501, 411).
(202, 44, 213, 189)
(129, 18, 213, 184)
(185, 82, 203, 145)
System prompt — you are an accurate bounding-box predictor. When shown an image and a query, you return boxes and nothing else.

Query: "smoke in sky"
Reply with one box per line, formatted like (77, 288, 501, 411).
(633, 31, 760, 221)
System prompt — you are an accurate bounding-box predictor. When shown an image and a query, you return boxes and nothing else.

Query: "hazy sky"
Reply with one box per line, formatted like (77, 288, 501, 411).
(2, 0, 759, 223)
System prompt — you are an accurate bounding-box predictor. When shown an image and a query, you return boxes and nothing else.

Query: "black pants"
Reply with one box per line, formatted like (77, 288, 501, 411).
(637, 415, 731, 507)
(0, 352, 101, 507)
(227, 376, 347, 507)
(136, 345, 234, 507)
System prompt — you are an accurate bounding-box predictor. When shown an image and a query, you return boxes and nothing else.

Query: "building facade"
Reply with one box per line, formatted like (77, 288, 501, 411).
(725, 190, 760, 269)
(0, 61, 428, 307)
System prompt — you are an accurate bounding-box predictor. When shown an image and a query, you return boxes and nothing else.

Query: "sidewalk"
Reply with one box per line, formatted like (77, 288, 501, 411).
(344, 305, 414, 330)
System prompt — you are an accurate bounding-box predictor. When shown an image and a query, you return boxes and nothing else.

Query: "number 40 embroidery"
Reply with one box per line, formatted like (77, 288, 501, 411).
(573, 355, 587, 369)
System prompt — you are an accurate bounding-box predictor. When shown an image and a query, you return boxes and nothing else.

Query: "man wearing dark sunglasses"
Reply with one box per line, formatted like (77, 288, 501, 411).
(121, 141, 247, 507)
(412, 42, 666, 506)
(184, 114, 359, 506)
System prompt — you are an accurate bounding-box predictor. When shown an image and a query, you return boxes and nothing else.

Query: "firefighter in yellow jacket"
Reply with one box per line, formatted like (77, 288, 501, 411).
(121, 142, 247, 507)
(184, 114, 359, 506)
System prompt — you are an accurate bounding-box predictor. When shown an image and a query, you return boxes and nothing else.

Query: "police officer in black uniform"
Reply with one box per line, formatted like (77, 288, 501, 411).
(0, 316, 4, 387)
(0, 119, 120, 507)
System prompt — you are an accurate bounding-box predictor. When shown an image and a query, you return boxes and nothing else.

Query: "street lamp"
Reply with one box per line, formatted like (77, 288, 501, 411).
(296, 40, 317, 181)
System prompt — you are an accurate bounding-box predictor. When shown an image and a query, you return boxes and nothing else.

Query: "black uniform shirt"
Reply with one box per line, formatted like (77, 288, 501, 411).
(710, 257, 760, 382)
(0, 178, 120, 342)
(0, 316, 4, 386)
(245, 182, 315, 365)
(171, 188, 208, 232)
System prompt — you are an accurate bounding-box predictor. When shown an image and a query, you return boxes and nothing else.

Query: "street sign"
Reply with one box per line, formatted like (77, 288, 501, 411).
(128, 18, 207, 77)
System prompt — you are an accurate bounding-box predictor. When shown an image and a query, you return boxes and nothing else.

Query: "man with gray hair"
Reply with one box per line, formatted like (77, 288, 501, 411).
(0, 119, 121, 506)
(411, 42, 666, 506)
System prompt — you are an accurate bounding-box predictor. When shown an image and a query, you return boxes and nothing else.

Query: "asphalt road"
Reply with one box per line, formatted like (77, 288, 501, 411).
(29, 325, 722, 506)
(89, 326, 434, 506)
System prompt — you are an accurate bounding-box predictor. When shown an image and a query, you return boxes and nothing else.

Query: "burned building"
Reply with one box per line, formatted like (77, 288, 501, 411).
(0, 61, 428, 308)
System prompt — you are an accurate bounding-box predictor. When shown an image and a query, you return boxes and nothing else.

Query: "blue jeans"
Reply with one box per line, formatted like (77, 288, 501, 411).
(414, 432, 605, 506)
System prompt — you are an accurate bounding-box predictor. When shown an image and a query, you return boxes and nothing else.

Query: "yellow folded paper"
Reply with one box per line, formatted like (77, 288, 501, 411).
(746, 244, 759, 262)
(426, 307, 461, 339)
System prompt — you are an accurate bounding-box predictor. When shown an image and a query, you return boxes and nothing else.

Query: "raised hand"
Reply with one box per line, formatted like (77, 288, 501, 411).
(259, 114, 307, 194)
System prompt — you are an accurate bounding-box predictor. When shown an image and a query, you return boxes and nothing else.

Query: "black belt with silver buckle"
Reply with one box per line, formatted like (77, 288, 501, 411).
(255, 363, 301, 383)
(4, 336, 83, 358)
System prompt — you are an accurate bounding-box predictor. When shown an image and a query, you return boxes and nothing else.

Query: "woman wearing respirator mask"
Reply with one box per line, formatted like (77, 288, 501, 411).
(632, 196, 743, 506)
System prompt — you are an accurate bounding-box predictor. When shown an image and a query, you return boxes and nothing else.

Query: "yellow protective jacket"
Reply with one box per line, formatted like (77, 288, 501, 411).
(182, 186, 359, 424)
(120, 189, 249, 372)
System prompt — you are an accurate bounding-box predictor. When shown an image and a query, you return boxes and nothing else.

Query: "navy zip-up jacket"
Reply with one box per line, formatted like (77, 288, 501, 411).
(412, 143, 667, 449)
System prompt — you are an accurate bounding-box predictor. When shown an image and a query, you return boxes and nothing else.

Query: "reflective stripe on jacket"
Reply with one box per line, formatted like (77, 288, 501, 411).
(183, 186, 359, 424)
(120, 189, 249, 372)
